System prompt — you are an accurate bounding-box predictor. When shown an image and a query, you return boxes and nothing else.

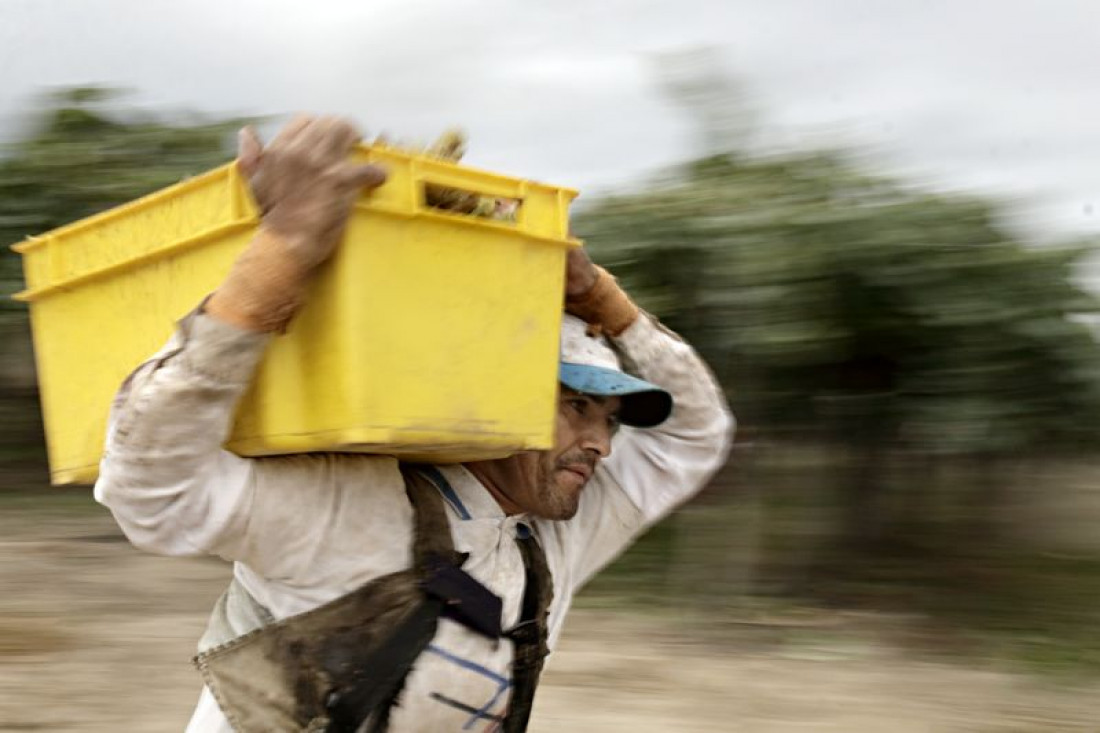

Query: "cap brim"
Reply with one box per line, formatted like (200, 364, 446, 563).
(559, 362, 673, 428)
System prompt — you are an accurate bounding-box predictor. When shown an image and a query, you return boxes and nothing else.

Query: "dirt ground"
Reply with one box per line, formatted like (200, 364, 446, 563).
(1, 501, 1098, 732)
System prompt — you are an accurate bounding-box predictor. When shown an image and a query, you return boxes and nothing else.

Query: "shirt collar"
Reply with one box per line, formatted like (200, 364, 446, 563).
(434, 464, 511, 521)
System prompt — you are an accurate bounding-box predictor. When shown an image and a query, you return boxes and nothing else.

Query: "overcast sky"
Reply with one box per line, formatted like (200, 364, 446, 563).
(3, 0, 1100, 243)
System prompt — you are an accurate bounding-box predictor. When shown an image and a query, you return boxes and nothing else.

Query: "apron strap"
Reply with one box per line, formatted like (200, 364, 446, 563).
(400, 463, 464, 568)
(502, 523, 553, 733)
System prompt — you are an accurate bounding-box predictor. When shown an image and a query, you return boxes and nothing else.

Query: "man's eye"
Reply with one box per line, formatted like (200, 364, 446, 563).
(569, 399, 588, 415)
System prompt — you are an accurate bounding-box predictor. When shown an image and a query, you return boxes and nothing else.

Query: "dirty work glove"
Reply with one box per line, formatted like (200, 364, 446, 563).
(205, 115, 387, 332)
(563, 246, 639, 337)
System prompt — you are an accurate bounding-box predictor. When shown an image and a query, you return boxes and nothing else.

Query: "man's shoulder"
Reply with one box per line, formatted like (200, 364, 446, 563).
(248, 452, 409, 506)
(240, 452, 416, 584)
(252, 451, 402, 474)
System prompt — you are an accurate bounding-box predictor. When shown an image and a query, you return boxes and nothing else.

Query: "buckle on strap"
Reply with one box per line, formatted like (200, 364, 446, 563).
(421, 555, 503, 640)
(504, 619, 548, 668)
(505, 619, 539, 644)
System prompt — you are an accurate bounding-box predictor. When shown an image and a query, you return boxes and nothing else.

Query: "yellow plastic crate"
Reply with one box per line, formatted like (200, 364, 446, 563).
(13, 144, 579, 484)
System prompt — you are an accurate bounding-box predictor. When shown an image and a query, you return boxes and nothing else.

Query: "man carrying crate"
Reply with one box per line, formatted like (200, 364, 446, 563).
(94, 116, 734, 732)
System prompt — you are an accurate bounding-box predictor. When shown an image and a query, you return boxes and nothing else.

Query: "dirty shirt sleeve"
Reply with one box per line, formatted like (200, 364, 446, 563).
(93, 308, 270, 560)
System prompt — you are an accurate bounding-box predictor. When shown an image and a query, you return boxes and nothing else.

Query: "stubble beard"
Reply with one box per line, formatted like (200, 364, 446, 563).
(534, 480, 581, 521)
(531, 452, 595, 521)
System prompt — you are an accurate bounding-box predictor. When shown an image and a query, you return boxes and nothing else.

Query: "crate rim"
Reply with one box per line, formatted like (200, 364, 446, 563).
(10, 143, 581, 256)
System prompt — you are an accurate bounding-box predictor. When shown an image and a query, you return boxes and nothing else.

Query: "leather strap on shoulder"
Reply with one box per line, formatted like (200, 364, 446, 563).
(399, 463, 464, 569)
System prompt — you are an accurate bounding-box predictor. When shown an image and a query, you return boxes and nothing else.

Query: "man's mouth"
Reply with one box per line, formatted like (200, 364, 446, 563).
(558, 464, 592, 486)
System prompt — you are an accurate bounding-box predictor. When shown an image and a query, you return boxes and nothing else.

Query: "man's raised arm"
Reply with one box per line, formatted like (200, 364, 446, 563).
(549, 253, 735, 590)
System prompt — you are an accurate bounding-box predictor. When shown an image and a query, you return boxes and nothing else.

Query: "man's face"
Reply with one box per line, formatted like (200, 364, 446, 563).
(500, 387, 622, 520)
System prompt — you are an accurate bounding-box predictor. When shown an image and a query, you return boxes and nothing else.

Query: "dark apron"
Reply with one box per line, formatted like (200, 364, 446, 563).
(194, 464, 553, 732)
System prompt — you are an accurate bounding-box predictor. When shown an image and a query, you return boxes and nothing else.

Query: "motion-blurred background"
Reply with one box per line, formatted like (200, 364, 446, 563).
(3, 2, 1100, 730)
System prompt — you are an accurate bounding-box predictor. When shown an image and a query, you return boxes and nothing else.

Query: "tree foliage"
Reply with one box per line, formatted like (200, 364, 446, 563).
(576, 151, 1100, 454)
(0, 87, 248, 310)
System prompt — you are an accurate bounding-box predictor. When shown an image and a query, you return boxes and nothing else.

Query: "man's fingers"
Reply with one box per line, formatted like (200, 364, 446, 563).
(270, 113, 313, 148)
(567, 245, 594, 269)
(313, 117, 362, 159)
(341, 164, 388, 190)
(236, 126, 264, 178)
(565, 245, 599, 298)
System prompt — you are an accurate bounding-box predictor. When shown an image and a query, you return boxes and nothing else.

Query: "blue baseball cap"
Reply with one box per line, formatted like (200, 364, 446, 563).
(559, 315, 673, 428)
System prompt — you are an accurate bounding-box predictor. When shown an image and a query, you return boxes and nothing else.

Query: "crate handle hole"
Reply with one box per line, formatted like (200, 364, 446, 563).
(422, 181, 522, 223)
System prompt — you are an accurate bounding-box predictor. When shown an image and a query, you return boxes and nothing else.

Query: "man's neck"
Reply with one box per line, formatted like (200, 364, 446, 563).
(463, 459, 525, 516)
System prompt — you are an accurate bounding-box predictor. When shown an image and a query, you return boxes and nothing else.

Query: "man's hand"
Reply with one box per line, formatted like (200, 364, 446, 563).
(564, 246, 640, 337)
(237, 116, 387, 269)
(565, 246, 599, 299)
(206, 115, 386, 333)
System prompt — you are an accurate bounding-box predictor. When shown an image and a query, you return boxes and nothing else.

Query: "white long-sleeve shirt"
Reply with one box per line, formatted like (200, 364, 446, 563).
(94, 308, 733, 732)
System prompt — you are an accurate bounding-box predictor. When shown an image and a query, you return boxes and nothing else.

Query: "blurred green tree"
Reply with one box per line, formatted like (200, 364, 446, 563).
(575, 150, 1100, 545)
(0, 87, 247, 314)
(0, 88, 245, 480)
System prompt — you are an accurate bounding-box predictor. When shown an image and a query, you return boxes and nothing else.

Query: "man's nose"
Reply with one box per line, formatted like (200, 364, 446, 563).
(579, 422, 613, 459)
